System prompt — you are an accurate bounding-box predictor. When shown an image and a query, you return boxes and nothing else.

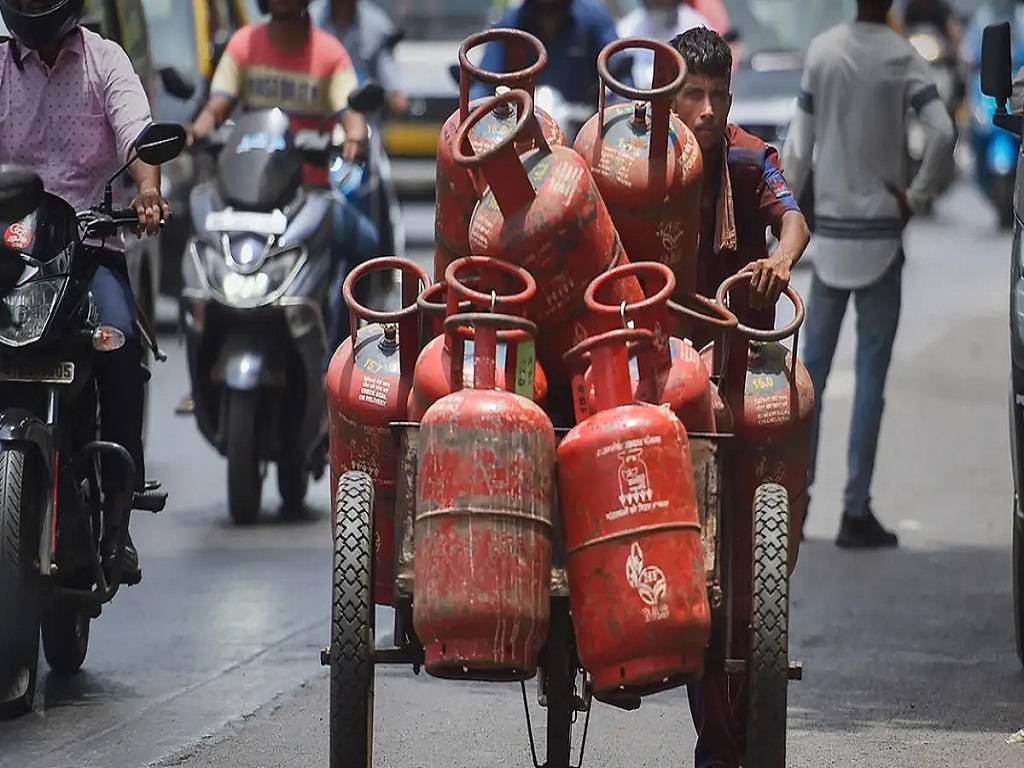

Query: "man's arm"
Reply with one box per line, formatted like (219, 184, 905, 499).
(745, 149, 810, 309)
(329, 55, 369, 162)
(189, 33, 244, 143)
(781, 40, 818, 199)
(903, 62, 956, 214)
(103, 42, 168, 236)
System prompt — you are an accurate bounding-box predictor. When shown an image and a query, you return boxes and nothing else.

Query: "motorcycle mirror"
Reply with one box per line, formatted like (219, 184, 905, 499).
(348, 81, 386, 114)
(723, 28, 741, 44)
(0, 165, 43, 221)
(133, 122, 188, 166)
(982, 22, 1013, 104)
(159, 66, 197, 101)
(448, 62, 460, 86)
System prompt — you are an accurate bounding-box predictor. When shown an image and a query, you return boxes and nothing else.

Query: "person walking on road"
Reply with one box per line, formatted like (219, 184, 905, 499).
(782, 0, 956, 549)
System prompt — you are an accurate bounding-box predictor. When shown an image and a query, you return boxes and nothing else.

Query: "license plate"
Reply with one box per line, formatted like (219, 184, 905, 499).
(205, 209, 288, 235)
(0, 360, 75, 384)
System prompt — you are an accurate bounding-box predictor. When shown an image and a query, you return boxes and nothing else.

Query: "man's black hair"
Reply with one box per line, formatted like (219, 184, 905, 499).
(669, 26, 732, 82)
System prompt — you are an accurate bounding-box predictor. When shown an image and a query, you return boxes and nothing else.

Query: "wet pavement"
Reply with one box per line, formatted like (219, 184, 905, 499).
(1, 179, 1023, 767)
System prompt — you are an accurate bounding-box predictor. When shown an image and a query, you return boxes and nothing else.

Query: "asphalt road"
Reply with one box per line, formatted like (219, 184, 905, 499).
(1, 178, 1023, 768)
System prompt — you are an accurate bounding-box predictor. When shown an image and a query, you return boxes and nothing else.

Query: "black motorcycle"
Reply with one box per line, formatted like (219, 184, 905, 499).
(181, 84, 385, 525)
(0, 123, 186, 716)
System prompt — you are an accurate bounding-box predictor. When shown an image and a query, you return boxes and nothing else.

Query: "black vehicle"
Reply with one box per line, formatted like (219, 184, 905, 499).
(0, 124, 186, 717)
(979, 21, 1024, 667)
(181, 84, 385, 525)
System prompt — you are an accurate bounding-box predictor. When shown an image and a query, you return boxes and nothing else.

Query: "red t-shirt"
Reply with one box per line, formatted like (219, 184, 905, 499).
(211, 22, 358, 186)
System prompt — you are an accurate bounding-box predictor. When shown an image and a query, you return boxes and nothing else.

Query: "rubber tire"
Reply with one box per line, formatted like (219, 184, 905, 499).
(1014, 498, 1024, 668)
(277, 454, 309, 519)
(41, 596, 90, 675)
(329, 471, 375, 768)
(0, 449, 39, 718)
(226, 390, 262, 525)
(542, 598, 575, 768)
(747, 483, 790, 768)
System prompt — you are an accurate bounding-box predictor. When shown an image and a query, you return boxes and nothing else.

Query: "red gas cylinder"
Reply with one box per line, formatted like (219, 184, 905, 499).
(414, 311, 556, 680)
(455, 88, 642, 386)
(557, 327, 710, 697)
(326, 257, 430, 605)
(408, 256, 548, 420)
(573, 39, 703, 295)
(583, 262, 738, 433)
(434, 29, 567, 282)
(715, 272, 814, 577)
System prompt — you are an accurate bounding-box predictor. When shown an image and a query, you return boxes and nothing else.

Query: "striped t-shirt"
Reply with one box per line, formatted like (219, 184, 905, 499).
(211, 22, 358, 185)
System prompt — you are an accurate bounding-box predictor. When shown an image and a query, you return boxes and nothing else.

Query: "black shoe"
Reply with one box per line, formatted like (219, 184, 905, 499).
(835, 508, 899, 549)
(101, 531, 141, 584)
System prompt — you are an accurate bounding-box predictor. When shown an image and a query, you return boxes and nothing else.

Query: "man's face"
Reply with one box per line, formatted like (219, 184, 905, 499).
(673, 73, 732, 155)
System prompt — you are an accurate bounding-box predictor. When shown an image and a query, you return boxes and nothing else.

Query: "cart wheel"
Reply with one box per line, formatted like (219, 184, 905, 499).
(747, 483, 789, 768)
(1013, 497, 1024, 668)
(543, 598, 575, 768)
(329, 471, 375, 768)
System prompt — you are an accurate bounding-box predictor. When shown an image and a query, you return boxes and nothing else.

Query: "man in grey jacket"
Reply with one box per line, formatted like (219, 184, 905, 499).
(782, 0, 955, 548)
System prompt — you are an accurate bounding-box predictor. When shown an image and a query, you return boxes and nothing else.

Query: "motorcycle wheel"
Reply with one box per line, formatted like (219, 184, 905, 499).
(41, 596, 90, 675)
(0, 448, 40, 718)
(227, 390, 263, 525)
(329, 471, 375, 768)
(746, 483, 790, 768)
(277, 455, 309, 519)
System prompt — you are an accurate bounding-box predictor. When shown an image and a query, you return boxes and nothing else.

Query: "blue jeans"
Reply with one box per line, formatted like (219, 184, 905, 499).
(803, 252, 904, 517)
(89, 256, 146, 498)
(325, 195, 380, 368)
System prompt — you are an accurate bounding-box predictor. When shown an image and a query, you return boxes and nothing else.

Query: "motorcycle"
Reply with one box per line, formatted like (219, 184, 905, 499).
(181, 84, 385, 525)
(0, 123, 185, 717)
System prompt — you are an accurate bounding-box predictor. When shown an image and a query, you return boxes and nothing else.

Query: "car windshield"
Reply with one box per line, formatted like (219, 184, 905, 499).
(723, 0, 857, 55)
(139, 0, 199, 78)
(374, 0, 499, 41)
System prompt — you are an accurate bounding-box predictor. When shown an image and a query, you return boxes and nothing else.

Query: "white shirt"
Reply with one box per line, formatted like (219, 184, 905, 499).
(616, 6, 710, 88)
(782, 21, 956, 289)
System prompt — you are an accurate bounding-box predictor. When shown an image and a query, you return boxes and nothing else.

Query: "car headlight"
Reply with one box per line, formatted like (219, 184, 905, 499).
(0, 278, 65, 347)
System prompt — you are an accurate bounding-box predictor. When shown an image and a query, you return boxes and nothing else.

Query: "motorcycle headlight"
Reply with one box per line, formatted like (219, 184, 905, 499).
(0, 278, 65, 347)
(215, 247, 303, 308)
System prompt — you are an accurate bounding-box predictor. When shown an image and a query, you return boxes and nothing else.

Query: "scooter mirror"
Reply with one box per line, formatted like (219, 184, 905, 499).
(0, 164, 43, 221)
(159, 66, 197, 101)
(385, 29, 405, 50)
(348, 81, 386, 114)
(133, 122, 188, 166)
(982, 22, 1013, 105)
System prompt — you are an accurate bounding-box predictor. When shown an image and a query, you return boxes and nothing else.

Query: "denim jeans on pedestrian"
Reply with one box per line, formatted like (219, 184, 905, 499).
(324, 194, 380, 368)
(803, 251, 904, 517)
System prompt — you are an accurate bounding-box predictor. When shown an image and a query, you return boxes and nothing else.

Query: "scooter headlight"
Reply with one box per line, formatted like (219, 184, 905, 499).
(215, 247, 303, 308)
(0, 278, 65, 347)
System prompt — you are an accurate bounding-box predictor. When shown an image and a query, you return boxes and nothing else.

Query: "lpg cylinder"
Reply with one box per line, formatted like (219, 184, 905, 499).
(574, 39, 703, 296)
(326, 257, 430, 605)
(414, 311, 556, 680)
(583, 262, 738, 433)
(714, 271, 814, 579)
(557, 327, 710, 697)
(434, 29, 566, 281)
(454, 88, 642, 387)
(408, 256, 547, 420)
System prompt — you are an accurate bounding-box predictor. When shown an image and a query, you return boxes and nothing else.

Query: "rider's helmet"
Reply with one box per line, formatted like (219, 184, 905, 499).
(0, 0, 85, 51)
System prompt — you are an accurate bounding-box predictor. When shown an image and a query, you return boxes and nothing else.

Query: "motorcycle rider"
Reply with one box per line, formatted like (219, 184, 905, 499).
(616, 0, 709, 87)
(189, 0, 379, 358)
(310, 0, 407, 116)
(0, 0, 169, 581)
(470, 0, 626, 106)
(669, 26, 810, 768)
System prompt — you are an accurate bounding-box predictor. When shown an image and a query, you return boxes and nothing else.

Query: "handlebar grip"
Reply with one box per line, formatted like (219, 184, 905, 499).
(110, 208, 140, 225)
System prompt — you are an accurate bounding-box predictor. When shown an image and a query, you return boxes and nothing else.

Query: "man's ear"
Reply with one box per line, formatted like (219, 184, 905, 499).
(725, 92, 734, 119)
